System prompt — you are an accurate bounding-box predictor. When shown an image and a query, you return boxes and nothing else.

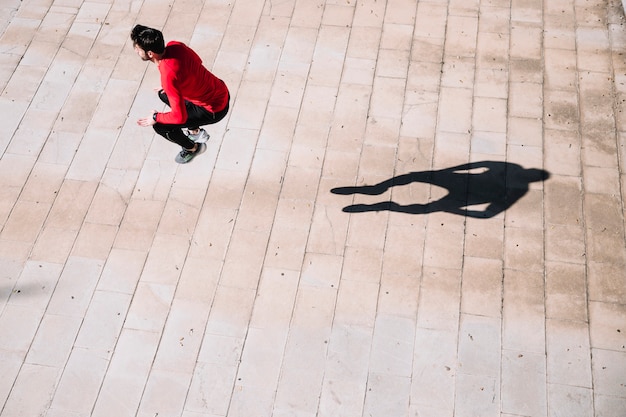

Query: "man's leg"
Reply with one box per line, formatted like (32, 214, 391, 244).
(179, 93, 230, 143)
(153, 121, 205, 164)
(154, 90, 197, 149)
(153, 91, 230, 163)
(153, 91, 206, 163)
(153, 123, 196, 149)
(157, 90, 229, 130)
(184, 93, 230, 129)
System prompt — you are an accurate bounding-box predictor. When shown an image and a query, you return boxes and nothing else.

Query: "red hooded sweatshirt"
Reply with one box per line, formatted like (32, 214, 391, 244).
(155, 41, 229, 125)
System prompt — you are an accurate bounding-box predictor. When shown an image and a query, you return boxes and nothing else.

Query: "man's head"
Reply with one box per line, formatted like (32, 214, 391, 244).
(131, 24, 165, 61)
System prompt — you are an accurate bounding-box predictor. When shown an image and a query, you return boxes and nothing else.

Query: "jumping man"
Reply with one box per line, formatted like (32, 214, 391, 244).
(131, 24, 230, 163)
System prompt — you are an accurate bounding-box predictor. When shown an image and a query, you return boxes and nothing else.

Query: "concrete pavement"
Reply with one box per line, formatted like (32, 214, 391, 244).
(0, 0, 625, 416)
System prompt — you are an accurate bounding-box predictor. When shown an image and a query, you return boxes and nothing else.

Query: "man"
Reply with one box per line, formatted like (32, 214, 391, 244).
(131, 24, 230, 163)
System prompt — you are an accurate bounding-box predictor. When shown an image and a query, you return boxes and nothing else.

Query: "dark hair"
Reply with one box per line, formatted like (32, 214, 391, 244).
(131, 24, 165, 54)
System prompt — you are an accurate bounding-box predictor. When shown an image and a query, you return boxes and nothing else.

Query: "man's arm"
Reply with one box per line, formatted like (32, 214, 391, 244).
(155, 67, 187, 124)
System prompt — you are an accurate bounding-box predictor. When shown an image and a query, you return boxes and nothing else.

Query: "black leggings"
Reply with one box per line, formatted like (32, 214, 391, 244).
(153, 89, 230, 149)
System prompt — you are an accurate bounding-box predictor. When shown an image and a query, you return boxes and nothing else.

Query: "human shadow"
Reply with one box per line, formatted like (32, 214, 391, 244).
(331, 161, 550, 218)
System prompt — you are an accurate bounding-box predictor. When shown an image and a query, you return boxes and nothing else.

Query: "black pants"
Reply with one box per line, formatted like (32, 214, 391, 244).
(153, 89, 230, 149)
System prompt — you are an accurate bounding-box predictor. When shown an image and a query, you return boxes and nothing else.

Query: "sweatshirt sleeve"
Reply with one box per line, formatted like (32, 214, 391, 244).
(155, 63, 188, 124)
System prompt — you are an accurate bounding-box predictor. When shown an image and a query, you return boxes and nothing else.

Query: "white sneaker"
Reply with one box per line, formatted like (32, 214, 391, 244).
(188, 128, 209, 143)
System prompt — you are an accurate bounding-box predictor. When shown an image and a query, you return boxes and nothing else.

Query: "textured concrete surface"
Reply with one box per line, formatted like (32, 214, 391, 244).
(0, 0, 626, 416)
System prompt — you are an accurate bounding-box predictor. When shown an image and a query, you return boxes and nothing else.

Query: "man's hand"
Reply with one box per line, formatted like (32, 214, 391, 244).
(137, 110, 157, 127)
